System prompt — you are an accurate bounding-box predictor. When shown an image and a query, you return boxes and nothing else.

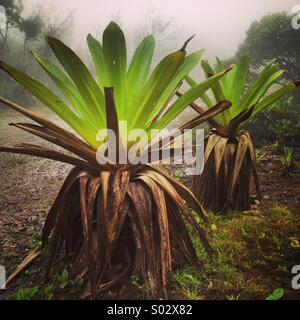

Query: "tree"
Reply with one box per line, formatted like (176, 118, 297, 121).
(0, 0, 22, 51)
(237, 12, 300, 82)
(19, 14, 42, 42)
(0, 2, 73, 106)
(0, 1, 43, 55)
(235, 12, 300, 143)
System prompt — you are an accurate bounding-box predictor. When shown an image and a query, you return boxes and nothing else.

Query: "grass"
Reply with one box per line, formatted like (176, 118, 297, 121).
(171, 204, 299, 300)
(173, 268, 202, 300)
(267, 205, 295, 220)
(10, 204, 299, 300)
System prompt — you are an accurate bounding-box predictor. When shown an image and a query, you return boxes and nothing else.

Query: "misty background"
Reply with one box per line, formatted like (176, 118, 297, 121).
(20, 0, 299, 58)
(1, 0, 299, 81)
(0, 0, 300, 144)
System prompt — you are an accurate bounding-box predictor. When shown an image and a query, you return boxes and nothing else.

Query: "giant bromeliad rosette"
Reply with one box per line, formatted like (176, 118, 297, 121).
(182, 54, 299, 213)
(0, 22, 231, 298)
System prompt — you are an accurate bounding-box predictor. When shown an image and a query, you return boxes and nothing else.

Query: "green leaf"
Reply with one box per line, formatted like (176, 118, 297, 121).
(130, 45, 186, 129)
(16, 289, 25, 300)
(102, 22, 127, 119)
(146, 50, 204, 127)
(150, 68, 230, 130)
(16, 287, 39, 300)
(215, 57, 225, 73)
(46, 35, 105, 127)
(61, 269, 69, 282)
(252, 82, 296, 117)
(215, 57, 233, 95)
(221, 63, 236, 98)
(126, 35, 155, 110)
(32, 52, 99, 131)
(229, 53, 250, 106)
(185, 75, 197, 87)
(201, 59, 226, 101)
(60, 282, 68, 290)
(186, 75, 213, 108)
(250, 70, 285, 106)
(201, 59, 228, 125)
(239, 61, 279, 110)
(87, 33, 107, 91)
(32, 52, 81, 114)
(29, 287, 39, 299)
(266, 288, 284, 300)
(0, 61, 99, 148)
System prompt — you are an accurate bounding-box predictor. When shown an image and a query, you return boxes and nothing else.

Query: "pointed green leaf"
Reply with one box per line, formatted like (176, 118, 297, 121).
(46, 35, 105, 128)
(229, 53, 250, 106)
(0, 61, 98, 148)
(239, 61, 278, 109)
(186, 75, 213, 108)
(87, 33, 107, 91)
(130, 46, 186, 129)
(201, 59, 226, 101)
(126, 35, 155, 109)
(250, 70, 285, 106)
(146, 50, 204, 127)
(32, 52, 99, 131)
(201, 60, 230, 125)
(32, 52, 82, 114)
(185, 75, 197, 87)
(221, 63, 236, 97)
(150, 68, 230, 130)
(102, 21, 127, 118)
(252, 82, 296, 117)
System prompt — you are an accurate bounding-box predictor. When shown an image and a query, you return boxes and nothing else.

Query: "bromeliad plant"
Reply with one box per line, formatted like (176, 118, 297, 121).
(184, 53, 299, 212)
(0, 22, 231, 298)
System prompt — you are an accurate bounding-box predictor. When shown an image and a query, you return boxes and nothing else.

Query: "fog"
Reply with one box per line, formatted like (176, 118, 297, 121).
(20, 0, 300, 59)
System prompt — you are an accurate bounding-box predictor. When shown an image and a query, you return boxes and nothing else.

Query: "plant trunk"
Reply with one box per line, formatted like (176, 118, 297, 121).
(42, 165, 211, 299)
(193, 132, 259, 213)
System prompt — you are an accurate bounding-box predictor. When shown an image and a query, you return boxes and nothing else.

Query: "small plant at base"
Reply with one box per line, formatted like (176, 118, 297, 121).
(30, 233, 42, 249)
(265, 288, 284, 300)
(131, 275, 151, 299)
(51, 269, 84, 294)
(255, 148, 266, 162)
(59, 269, 69, 289)
(226, 294, 240, 300)
(279, 146, 293, 177)
(52, 269, 70, 290)
(44, 284, 54, 300)
(16, 287, 39, 300)
(173, 268, 202, 300)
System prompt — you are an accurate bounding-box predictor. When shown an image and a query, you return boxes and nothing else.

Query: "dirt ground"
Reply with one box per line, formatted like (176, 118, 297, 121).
(0, 105, 299, 300)
(0, 106, 73, 296)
